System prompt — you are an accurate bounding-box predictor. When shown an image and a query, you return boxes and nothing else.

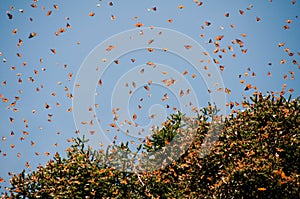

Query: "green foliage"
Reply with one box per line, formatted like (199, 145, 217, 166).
(2, 93, 299, 198)
(143, 111, 183, 153)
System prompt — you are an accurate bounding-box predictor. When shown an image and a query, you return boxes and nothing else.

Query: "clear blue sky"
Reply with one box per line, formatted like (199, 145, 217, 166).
(0, 0, 299, 192)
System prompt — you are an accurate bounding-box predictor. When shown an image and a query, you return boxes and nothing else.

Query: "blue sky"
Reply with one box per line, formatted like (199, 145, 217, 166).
(0, 0, 299, 192)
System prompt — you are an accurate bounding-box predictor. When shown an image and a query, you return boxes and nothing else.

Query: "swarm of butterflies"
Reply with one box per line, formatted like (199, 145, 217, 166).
(0, 0, 299, 189)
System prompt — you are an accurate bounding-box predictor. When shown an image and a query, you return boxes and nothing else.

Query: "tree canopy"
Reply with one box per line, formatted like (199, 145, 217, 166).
(2, 93, 299, 198)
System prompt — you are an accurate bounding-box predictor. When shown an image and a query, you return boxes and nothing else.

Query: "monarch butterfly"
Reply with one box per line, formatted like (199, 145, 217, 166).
(184, 45, 192, 49)
(28, 32, 37, 39)
(50, 49, 56, 54)
(205, 21, 211, 26)
(106, 45, 115, 51)
(46, 11, 52, 16)
(144, 85, 150, 91)
(53, 4, 59, 10)
(109, 123, 117, 128)
(219, 65, 225, 71)
(7, 11, 13, 19)
(89, 12, 95, 17)
(135, 22, 144, 27)
(283, 25, 290, 30)
(258, 187, 266, 191)
(215, 35, 224, 41)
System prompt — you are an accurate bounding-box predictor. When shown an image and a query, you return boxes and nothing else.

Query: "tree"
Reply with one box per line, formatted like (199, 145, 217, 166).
(2, 93, 299, 198)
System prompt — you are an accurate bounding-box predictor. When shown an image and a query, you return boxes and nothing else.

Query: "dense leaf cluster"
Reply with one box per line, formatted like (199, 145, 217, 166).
(2, 94, 299, 198)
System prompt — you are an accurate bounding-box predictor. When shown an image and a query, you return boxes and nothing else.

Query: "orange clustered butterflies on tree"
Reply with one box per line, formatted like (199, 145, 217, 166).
(2, 94, 299, 198)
